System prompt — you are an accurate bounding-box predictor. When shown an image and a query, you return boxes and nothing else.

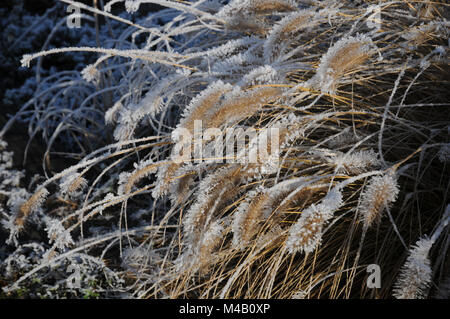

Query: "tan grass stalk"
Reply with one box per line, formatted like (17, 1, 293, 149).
(358, 173, 399, 228)
(181, 83, 233, 134)
(249, 0, 297, 15)
(312, 35, 373, 93)
(14, 188, 49, 228)
(286, 189, 343, 254)
(122, 162, 160, 195)
(264, 10, 317, 61)
(66, 176, 87, 195)
(209, 87, 283, 129)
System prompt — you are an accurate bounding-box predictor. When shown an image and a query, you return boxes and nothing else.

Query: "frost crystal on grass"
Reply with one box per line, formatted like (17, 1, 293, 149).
(125, 0, 140, 13)
(198, 220, 224, 259)
(240, 65, 280, 87)
(118, 158, 158, 195)
(20, 54, 32, 68)
(331, 149, 380, 174)
(366, 5, 382, 31)
(359, 173, 399, 228)
(231, 189, 262, 247)
(264, 10, 317, 62)
(311, 34, 373, 94)
(44, 217, 74, 250)
(11, 188, 49, 232)
(286, 189, 343, 254)
(59, 172, 87, 197)
(393, 238, 433, 299)
(81, 64, 100, 83)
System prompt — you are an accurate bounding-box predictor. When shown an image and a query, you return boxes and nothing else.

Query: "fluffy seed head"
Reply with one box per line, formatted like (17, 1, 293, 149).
(14, 188, 49, 228)
(286, 189, 343, 254)
(393, 238, 433, 299)
(313, 34, 373, 93)
(359, 173, 399, 228)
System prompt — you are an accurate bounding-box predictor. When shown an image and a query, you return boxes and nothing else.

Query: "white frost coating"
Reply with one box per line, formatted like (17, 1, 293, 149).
(393, 238, 433, 299)
(125, 0, 140, 13)
(278, 114, 305, 150)
(239, 65, 280, 87)
(13, 188, 50, 218)
(136, 73, 190, 119)
(240, 125, 282, 174)
(263, 10, 317, 62)
(105, 100, 123, 124)
(178, 80, 234, 129)
(118, 158, 157, 195)
(21, 47, 185, 69)
(286, 189, 343, 254)
(44, 217, 74, 250)
(177, 217, 226, 271)
(401, 22, 448, 48)
(310, 34, 373, 94)
(200, 219, 224, 251)
(292, 290, 307, 299)
(330, 149, 380, 174)
(359, 173, 399, 228)
(182, 165, 239, 245)
(326, 130, 361, 148)
(211, 51, 260, 75)
(202, 37, 260, 60)
(81, 64, 100, 83)
(164, 163, 209, 204)
(114, 108, 136, 141)
(215, 0, 250, 19)
(231, 189, 260, 247)
(114, 73, 191, 141)
(59, 172, 87, 197)
(151, 164, 171, 200)
(216, 0, 297, 19)
(365, 4, 382, 31)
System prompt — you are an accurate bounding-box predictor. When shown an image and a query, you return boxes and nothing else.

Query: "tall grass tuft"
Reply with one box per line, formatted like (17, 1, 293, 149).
(1, 0, 449, 299)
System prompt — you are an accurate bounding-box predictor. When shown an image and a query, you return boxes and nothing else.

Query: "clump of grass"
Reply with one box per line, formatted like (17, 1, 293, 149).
(1, 0, 449, 299)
